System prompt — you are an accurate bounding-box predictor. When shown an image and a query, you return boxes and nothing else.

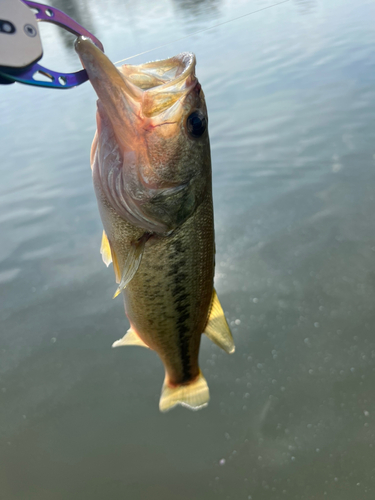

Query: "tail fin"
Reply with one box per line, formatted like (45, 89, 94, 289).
(159, 371, 210, 412)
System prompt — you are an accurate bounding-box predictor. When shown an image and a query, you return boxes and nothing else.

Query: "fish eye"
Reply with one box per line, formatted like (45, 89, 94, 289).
(186, 111, 207, 138)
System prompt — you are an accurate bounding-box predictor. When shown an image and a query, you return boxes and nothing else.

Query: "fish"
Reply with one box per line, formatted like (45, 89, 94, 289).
(75, 36, 235, 412)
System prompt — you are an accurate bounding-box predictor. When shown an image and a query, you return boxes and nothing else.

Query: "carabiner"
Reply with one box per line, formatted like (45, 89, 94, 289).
(0, 0, 103, 89)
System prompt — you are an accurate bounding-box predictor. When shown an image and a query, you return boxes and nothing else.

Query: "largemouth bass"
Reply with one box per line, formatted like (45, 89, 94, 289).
(75, 37, 234, 412)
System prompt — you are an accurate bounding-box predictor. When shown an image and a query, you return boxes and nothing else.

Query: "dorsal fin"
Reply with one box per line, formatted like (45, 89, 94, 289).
(100, 230, 121, 283)
(203, 289, 235, 354)
(100, 230, 113, 267)
(112, 326, 149, 348)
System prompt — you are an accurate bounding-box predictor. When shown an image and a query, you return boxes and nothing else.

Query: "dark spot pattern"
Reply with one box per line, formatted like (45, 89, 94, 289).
(170, 240, 192, 381)
(173, 284, 185, 296)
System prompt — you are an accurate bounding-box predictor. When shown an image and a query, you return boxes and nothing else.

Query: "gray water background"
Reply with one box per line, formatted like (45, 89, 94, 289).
(1, 0, 375, 498)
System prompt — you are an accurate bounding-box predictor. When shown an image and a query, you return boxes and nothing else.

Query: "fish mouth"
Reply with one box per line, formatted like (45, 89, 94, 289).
(75, 37, 203, 234)
(75, 37, 197, 133)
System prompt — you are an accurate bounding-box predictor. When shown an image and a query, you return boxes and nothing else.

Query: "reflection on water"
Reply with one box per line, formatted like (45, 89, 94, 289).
(172, 0, 222, 23)
(1, 0, 375, 498)
(293, 0, 317, 15)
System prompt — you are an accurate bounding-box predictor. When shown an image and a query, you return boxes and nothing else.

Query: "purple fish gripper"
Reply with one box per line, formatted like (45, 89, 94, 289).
(0, 0, 104, 89)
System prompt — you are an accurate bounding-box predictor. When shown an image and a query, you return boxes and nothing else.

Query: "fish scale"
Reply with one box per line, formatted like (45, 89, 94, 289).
(75, 36, 235, 412)
(125, 189, 215, 385)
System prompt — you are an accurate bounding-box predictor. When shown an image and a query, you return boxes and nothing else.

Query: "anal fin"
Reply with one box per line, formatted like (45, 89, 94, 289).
(159, 371, 209, 412)
(100, 230, 112, 267)
(113, 233, 149, 299)
(112, 327, 149, 348)
(204, 288, 235, 354)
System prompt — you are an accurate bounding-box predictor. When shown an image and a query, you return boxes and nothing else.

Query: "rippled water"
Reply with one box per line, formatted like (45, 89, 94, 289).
(1, 0, 375, 498)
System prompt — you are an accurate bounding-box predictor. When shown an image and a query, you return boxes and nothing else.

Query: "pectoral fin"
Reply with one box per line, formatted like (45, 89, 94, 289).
(112, 327, 149, 348)
(204, 289, 235, 354)
(112, 234, 149, 299)
(100, 230, 112, 267)
(111, 247, 121, 283)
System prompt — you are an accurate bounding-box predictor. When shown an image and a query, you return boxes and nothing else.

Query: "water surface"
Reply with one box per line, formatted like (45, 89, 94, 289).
(1, 0, 375, 498)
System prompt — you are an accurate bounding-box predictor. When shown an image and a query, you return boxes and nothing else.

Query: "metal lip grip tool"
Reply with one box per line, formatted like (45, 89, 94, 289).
(0, 0, 103, 89)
